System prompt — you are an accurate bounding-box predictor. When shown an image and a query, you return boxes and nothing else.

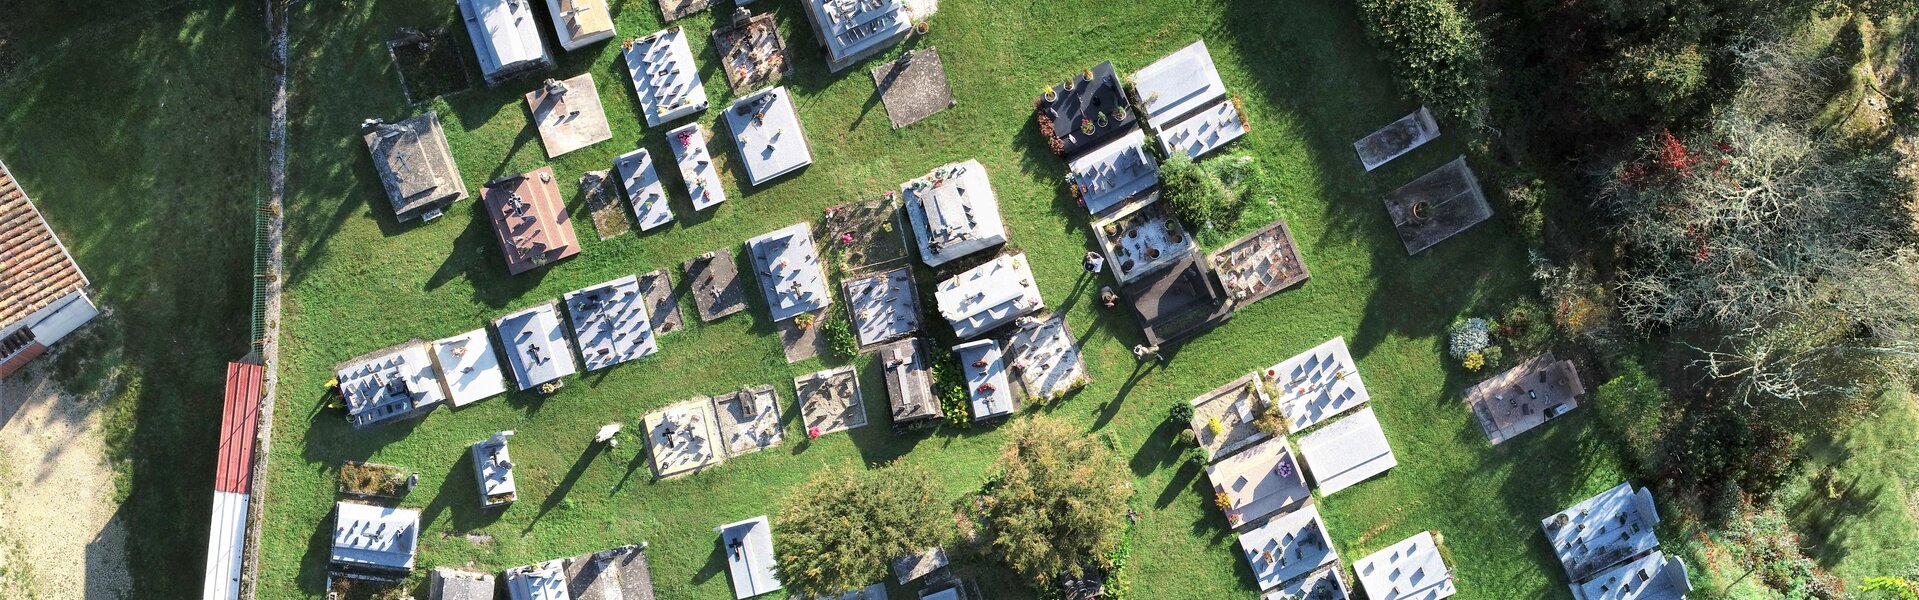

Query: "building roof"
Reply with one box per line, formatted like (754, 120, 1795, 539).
(844, 266, 920, 346)
(0, 159, 89, 331)
(1542, 482, 1661, 583)
(494, 302, 578, 390)
(563, 275, 660, 371)
(431, 328, 509, 407)
(724, 87, 813, 186)
(667, 123, 728, 210)
(956, 339, 1016, 420)
(617, 148, 674, 231)
(1040, 61, 1137, 158)
(1133, 39, 1228, 131)
(547, 0, 616, 51)
(1121, 252, 1231, 346)
(747, 223, 832, 321)
(717, 516, 782, 599)
(471, 431, 518, 507)
(1353, 531, 1456, 600)
(902, 159, 1005, 267)
(215, 360, 265, 493)
(805, 0, 909, 68)
(935, 252, 1043, 340)
(335, 340, 446, 428)
(457, 0, 554, 84)
(622, 27, 708, 128)
(204, 489, 250, 600)
(879, 337, 939, 424)
(1069, 129, 1159, 215)
(1295, 407, 1396, 496)
(1571, 551, 1691, 600)
(363, 111, 467, 222)
(1237, 502, 1340, 591)
(431, 567, 498, 600)
(1207, 437, 1310, 526)
(1263, 337, 1371, 433)
(483, 167, 581, 275)
(330, 502, 421, 574)
(507, 559, 571, 600)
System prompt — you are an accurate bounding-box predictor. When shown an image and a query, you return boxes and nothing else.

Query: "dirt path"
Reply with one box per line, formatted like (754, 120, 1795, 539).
(0, 370, 132, 598)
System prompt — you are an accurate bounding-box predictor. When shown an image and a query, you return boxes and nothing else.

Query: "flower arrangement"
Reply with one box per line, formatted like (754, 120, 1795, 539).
(1206, 416, 1225, 436)
(1112, 106, 1128, 121)
(1213, 491, 1233, 512)
(1462, 351, 1486, 371)
(1080, 118, 1094, 136)
(1447, 318, 1491, 359)
(1096, 112, 1109, 127)
(1042, 86, 1058, 103)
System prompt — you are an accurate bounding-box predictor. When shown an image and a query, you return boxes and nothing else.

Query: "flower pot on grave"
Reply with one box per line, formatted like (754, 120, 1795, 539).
(1411, 201, 1432, 221)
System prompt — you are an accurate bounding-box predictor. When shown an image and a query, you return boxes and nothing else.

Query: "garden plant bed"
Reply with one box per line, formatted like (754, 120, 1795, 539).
(711, 11, 791, 94)
(819, 195, 910, 271)
(1209, 219, 1310, 307)
(776, 307, 830, 363)
(336, 461, 417, 502)
(386, 28, 470, 105)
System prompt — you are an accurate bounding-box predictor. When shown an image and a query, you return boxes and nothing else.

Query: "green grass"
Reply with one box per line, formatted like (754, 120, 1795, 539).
(256, 0, 1645, 598)
(1785, 395, 1919, 586)
(0, 0, 263, 597)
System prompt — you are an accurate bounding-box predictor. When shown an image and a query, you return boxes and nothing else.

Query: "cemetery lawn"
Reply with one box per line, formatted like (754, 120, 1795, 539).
(257, 0, 1640, 598)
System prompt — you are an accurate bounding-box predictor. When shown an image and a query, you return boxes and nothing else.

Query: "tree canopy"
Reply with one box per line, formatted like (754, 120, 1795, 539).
(980, 417, 1132, 586)
(774, 462, 955, 598)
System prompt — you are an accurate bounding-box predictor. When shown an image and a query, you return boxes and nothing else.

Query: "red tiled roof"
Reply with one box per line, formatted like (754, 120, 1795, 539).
(215, 361, 265, 494)
(0, 341, 48, 379)
(0, 162, 89, 329)
(482, 167, 580, 275)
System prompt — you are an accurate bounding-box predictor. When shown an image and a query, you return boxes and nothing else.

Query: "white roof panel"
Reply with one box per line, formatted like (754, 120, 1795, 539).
(1296, 407, 1396, 495)
(1133, 39, 1228, 131)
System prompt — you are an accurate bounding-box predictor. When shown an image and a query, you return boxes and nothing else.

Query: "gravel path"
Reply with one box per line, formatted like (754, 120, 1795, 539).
(0, 371, 133, 598)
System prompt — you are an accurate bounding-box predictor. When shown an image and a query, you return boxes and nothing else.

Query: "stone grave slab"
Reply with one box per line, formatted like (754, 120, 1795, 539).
(684, 249, 748, 321)
(843, 266, 919, 347)
(1157, 98, 1248, 160)
(712, 384, 783, 456)
(615, 148, 674, 231)
(1002, 314, 1086, 401)
(644, 398, 724, 479)
(777, 308, 829, 364)
(581, 169, 632, 240)
(1209, 219, 1309, 308)
(712, 11, 791, 94)
(796, 366, 867, 437)
(723, 87, 813, 186)
(667, 122, 728, 210)
(622, 26, 709, 128)
(657, 0, 718, 22)
(524, 73, 613, 158)
(562, 275, 659, 371)
(635, 269, 684, 335)
(871, 48, 954, 129)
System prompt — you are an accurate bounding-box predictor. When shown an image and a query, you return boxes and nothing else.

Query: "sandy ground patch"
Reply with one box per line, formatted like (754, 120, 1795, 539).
(0, 370, 132, 599)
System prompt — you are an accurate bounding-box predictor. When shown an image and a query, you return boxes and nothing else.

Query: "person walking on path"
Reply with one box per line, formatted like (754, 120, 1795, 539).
(1082, 251, 1105, 275)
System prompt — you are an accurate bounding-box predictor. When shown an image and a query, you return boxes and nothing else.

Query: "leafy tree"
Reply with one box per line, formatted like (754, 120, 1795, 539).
(775, 462, 955, 598)
(980, 417, 1132, 586)
(1599, 42, 1919, 408)
(1352, 0, 1490, 122)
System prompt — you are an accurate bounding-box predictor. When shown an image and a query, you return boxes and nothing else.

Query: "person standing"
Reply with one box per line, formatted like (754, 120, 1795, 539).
(1082, 251, 1105, 275)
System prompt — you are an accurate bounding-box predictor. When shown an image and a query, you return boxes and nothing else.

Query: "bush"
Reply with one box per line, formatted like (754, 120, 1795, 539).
(1582, 43, 1709, 124)
(928, 345, 972, 427)
(821, 313, 858, 359)
(1352, 0, 1490, 122)
(1447, 318, 1491, 359)
(793, 312, 817, 330)
(1158, 152, 1231, 230)
(1168, 401, 1194, 425)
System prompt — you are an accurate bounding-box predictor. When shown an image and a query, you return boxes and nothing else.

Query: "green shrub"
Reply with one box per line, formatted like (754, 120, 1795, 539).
(1168, 401, 1195, 425)
(1352, 0, 1490, 122)
(822, 313, 858, 359)
(928, 345, 972, 427)
(1582, 43, 1709, 124)
(1158, 152, 1231, 229)
(1592, 362, 1667, 473)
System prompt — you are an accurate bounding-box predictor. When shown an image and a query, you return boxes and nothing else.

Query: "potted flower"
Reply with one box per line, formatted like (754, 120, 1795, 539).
(1042, 86, 1058, 103)
(913, 20, 929, 35)
(1083, 68, 1095, 82)
(1411, 201, 1432, 221)
(1064, 77, 1076, 92)
(1113, 106, 1128, 121)
(1096, 111, 1108, 127)
(1080, 118, 1094, 136)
